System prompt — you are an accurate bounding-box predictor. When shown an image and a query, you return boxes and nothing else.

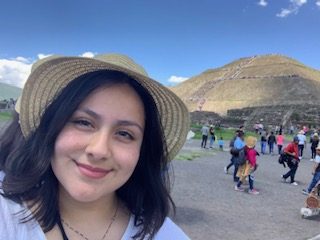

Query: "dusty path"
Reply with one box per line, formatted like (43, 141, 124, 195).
(171, 139, 320, 240)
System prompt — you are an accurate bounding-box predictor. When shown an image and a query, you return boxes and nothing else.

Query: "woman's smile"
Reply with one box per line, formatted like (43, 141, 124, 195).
(74, 160, 113, 179)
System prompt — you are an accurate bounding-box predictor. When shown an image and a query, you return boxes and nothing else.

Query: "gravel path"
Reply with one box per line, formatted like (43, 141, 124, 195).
(171, 139, 320, 240)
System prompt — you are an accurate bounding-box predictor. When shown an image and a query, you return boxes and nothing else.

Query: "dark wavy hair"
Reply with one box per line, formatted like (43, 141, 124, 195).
(0, 70, 174, 240)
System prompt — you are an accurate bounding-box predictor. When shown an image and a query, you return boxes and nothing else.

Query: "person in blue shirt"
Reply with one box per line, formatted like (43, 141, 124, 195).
(232, 131, 245, 182)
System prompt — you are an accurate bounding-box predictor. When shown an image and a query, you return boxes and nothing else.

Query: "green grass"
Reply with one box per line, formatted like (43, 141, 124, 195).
(191, 124, 292, 141)
(175, 150, 216, 161)
(192, 125, 245, 140)
(175, 152, 202, 161)
(0, 111, 12, 121)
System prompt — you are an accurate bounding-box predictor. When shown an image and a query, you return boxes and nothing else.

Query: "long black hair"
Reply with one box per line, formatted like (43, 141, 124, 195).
(0, 70, 174, 239)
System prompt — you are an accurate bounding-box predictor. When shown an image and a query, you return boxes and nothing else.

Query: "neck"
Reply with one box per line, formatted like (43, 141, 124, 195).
(59, 187, 118, 223)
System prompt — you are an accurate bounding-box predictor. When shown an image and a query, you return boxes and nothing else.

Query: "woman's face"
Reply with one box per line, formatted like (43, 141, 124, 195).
(51, 83, 145, 203)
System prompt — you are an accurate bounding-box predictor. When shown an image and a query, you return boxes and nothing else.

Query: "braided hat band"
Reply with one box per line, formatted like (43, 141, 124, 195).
(19, 54, 190, 160)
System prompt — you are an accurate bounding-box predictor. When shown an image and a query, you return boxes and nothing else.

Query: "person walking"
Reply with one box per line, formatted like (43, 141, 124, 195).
(267, 131, 276, 154)
(234, 136, 259, 195)
(297, 130, 307, 159)
(200, 124, 209, 148)
(276, 132, 284, 155)
(302, 145, 320, 195)
(209, 125, 216, 148)
(260, 131, 267, 154)
(281, 136, 300, 185)
(310, 132, 319, 161)
(224, 130, 239, 174)
(232, 131, 245, 182)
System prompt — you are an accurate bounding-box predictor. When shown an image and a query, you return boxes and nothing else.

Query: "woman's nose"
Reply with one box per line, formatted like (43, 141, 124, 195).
(85, 131, 111, 160)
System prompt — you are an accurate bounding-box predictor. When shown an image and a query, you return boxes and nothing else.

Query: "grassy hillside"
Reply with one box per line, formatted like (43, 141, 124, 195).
(0, 82, 22, 100)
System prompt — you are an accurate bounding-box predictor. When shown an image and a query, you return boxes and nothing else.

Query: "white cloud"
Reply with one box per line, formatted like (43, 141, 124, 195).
(38, 53, 53, 59)
(80, 51, 95, 58)
(258, 0, 268, 7)
(168, 75, 188, 83)
(0, 58, 32, 88)
(276, 0, 308, 17)
(276, 8, 292, 17)
(316, 0, 320, 6)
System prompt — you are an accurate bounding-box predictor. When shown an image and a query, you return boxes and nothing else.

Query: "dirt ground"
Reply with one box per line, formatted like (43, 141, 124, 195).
(171, 139, 320, 240)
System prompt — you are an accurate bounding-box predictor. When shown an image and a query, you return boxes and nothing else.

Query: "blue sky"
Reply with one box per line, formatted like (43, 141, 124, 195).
(0, 0, 319, 88)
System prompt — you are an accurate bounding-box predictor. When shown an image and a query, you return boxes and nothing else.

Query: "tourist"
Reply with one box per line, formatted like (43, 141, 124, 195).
(200, 123, 209, 148)
(281, 136, 300, 185)
(310, 132, 319, 161)
(234, 136, 259, 195)
(209, 125, 216, 148)
(224, 130, 239, 175)
(276, 132, 284, 155)
(267, 131, 276, 154)
(0, 54, 190, 239)
(302, 145, 320, 195)
(297, 130, 307, 159)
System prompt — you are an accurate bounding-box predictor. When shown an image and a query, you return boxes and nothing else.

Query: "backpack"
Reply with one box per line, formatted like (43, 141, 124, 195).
(234, 148, 246, 166)
(278, 152, 291, 168)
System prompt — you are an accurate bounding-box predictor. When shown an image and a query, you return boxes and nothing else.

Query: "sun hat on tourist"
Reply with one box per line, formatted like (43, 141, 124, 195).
(245, 136, 257, 148)
(17, 53, 190, 160)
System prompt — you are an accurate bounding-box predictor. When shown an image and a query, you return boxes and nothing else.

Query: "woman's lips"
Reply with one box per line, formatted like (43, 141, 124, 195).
(76, 162, 111, 179)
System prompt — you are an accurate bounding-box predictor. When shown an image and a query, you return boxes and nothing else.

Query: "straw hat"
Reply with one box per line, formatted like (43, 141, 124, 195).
(18, 53, 190, 160)
(245, 136, 257, 148)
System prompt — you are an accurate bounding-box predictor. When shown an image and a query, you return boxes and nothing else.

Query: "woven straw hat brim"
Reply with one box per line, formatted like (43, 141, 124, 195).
(19, 57, 190, 160)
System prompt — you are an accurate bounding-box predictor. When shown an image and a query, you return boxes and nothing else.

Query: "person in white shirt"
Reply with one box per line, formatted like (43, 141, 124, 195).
(297, 130, 307, 158)
(0, 54, 190, 240)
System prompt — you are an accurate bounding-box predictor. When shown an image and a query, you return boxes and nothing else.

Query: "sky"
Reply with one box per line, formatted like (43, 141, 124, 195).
(0, 0, 320, 88)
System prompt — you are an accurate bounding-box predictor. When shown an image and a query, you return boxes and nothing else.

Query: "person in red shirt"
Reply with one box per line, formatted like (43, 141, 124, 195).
(281, 136, 300, 185)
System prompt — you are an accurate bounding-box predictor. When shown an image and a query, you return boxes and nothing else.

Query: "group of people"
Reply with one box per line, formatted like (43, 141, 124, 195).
(224, 130, 260, 195)
(258, 130, 284, 155)
(0, 54, 191, 239)
(224, 126, 320, 196)
(200, 124, 224, 150)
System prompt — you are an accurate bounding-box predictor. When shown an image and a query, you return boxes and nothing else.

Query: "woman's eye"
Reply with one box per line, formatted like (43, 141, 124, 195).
(117, 130, 134, 140)
(72, 119, 93, 128)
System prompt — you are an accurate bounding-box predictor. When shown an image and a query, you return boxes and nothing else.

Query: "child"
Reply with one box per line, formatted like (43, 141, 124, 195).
(235, 136, 259, 195)
(302, 145, 320, 195)
(218, 136, 224, 150)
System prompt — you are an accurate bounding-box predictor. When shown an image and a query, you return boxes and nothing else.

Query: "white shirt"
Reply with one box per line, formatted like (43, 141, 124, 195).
(297, 133, 306, 145)
(0, 172, 190, 240)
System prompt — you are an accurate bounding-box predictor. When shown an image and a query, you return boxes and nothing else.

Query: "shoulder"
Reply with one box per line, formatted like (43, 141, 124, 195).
(153, 218, 190, 240)
(0, 172, 45, 240)
(122, 216, 190, 240)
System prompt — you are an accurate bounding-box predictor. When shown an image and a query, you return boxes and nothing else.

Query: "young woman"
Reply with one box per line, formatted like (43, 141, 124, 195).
(0, 54, 190, 240)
